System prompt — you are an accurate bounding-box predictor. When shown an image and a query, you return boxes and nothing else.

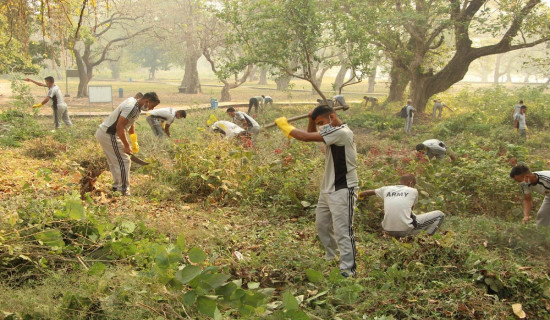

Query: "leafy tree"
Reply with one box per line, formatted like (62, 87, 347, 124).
(130, 47, 170, 80)
(349, 0, 550, 112)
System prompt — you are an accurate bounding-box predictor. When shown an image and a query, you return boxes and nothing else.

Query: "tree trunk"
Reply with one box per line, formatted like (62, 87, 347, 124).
(150, 66, 156, 80)
(221, 85, 231, 102)
(275, 75, 292, 90)
(258, 68, 268, 85)
(410, 75, 431, 113)
(505, 72, 512, 83)
(480, 71, 489, 82)
(180, 53, 202, 94)
(367, 65, 377, 93)
(311, 67, 329, 95)
(333, 65, 348, 91)
(248, 66, 258, 82)
(110, 61, 120, 80)
(523, 74, 530, 83)
(74, 49, 89, 98)
(387, 62, 409, 102)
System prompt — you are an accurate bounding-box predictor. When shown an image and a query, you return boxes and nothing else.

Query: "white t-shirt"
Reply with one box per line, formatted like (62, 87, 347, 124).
(47, 85, 66, 108)
(513, 104, 522, 119)
(211, 121, 245, 139)
(406, 105, 415, 119)
(423, 139, 447, 159)
(521, 171, 550, 196)
(148, 107, 176, 124)
(514, 112, 526, 130)
(319, 124, 358, 193)
(99, 97, 141, 134)
(233, 111, 259, 129)
(375, 185, 418, 232)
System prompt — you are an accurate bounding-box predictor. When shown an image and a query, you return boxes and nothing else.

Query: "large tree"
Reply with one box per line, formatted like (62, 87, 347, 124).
(350, 0, 550, 112)
(69, 1, 153, 97)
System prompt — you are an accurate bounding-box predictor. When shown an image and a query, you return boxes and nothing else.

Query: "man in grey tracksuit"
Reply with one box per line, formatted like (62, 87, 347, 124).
(274, 105, 358, 277)
(25, 76, 72, 129)
(404, 99, 415, 135)
(95, 92, 160, 195)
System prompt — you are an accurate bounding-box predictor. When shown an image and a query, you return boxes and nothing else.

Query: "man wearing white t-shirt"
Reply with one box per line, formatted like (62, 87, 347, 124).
(274, 105, 358, 277)
(513, 105, 527, 140)
(359, 174, 445, 238)
(416, 139, 456, 161)
(510, 164, 550, 227)
(146, 108, 187, 138)
(25, 76, 73, 129)
(95, 92, 160, 195)
(404, 99, 415, 135)
(226, 107, 260, 135)
(211, 120, 247, 139)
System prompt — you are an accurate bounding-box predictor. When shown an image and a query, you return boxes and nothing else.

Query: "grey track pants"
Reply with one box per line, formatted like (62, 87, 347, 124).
(536, 196, 550, 227)
(387, 210, 445, 238)
(405, 116, 413, 135)
(316, 187, 357, 275)
(53, 104, 72, 129)
(95, 128, 131, 194)
(146, 116, 164, 138)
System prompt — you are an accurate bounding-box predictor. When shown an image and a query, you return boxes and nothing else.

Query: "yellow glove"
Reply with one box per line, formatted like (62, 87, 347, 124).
(129, 133, 139, 153)
(275, 117, 295, 138)
(32, 103, 43, 108)
(161, 121, 166, 129)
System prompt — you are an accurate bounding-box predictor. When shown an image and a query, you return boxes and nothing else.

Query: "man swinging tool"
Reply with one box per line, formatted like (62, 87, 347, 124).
(25, 76, 73, 129)
(95, 92, 160, 195)
(274, 105, 358, 278)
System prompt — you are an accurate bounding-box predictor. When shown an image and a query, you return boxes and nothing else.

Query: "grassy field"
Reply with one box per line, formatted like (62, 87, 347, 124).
(0, 81, 549, 319)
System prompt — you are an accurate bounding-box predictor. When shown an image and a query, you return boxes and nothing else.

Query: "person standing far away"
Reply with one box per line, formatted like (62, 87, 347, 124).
(514, 105, 527, 140)
(404, 99, 415, 135)
(25, 77, 73, 129)
(95, 92, 160, 196)
(510, 164, 550, 227)
(512, 100, 524, 121)
(274, 105, 359, 278)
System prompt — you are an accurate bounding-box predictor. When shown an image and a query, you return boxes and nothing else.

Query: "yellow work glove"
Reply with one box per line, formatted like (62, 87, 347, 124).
(32, 103, 43, 108)
(275, 117, 295, 138)
(129, 133, 139, 153)
(161, 121, 166, 130)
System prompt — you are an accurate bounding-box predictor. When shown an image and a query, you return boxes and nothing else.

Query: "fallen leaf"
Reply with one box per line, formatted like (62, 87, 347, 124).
(512, 303, 526, 319)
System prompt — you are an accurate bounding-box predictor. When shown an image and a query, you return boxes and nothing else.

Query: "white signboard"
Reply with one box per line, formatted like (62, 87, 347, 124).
(88, 85, 113, 103)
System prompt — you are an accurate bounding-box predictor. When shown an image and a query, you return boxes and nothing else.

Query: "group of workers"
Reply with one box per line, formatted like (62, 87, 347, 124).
(25, 76, 548, 278)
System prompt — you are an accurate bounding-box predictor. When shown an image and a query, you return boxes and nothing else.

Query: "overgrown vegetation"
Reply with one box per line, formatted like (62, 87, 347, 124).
(0, 86, 549, 319)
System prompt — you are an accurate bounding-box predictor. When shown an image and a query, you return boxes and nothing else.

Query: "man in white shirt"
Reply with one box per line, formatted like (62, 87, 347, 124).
(513, 105, 527, 139)
(275, 105, 358, 277)
(25, 76, 73, 129)
(510, 164, 550, 227)
(432, 99, 452, 119)
(95, 92, 160, 195)
(404, 99, 415, 135)
(512, 100, 524, 120)
(416, 139, 455, 161)
(211, 120, 247, 139)
(248, 96, 264, 114)
(146, 108, 187, 138)
(359, 174, 445, 238)
(262, 95, 273, 107)
(226, 107, 260, 135)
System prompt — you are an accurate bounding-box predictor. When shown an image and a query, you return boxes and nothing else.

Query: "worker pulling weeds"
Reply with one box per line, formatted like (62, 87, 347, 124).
(274, 105, 358, 277)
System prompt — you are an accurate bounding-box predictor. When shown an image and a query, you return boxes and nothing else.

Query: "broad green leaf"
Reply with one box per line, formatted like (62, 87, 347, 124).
(155, 252, 170, 269)
(176, 265, 202, 284)
(204, 273, 230, 289)
(88, 262, 106, 276)
(183, 290, 197, 306)
(286, 309, 310, 320)
(188, 247, 207, 263)
(216, 282, 237, 298)
(282, 290, 299, 311)
(197, 296, 218, 317)
(328, 268, 344, 283)
(34, 229, 65, 250)
(335, 284, 363, 304)
(119, 221, 136, 234)
(66, 199, 85, 220)
(176, 233, 186, 250)
(247, 281, 260, 289)
(305, 269, 324, 283)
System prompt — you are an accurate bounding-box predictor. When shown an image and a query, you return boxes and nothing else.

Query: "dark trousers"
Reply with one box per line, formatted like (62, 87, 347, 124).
(248, 98, 259, 113)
